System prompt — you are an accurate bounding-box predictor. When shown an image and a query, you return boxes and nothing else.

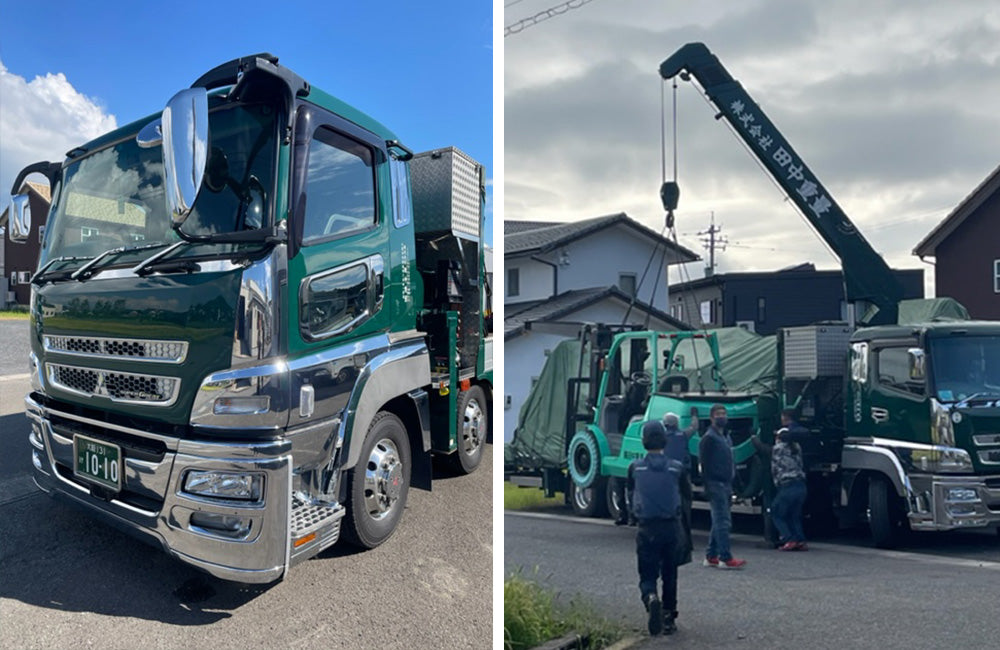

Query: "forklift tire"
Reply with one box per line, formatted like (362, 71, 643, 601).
(568, 431, 601, 489)
(450, 385, 488, 475)
(570, 478, 609, 518)
(342, 412, 411, 549)
(869, 475, 907, 549)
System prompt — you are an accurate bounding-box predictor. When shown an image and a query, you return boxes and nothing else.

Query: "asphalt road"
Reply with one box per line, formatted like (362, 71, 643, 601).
(0, 319, 31, 376)
(0, 374, 493, 650)
(505, 510, 1000, 649)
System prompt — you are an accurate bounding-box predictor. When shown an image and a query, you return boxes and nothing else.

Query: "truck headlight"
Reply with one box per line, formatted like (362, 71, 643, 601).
(914, 446, 974, 473)
(183, 471, 263, 501)
(945, 487, 978, 502)
(936, 447, 974, 473)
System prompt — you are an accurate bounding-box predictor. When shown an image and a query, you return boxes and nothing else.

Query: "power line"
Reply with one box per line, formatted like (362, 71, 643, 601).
(504, 0, 600, 37)
(505, 0, 528, 6)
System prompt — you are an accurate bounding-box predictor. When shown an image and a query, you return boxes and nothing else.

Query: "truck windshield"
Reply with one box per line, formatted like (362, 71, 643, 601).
(38, 101, 278, 271)
(929, 335, 1000, 402)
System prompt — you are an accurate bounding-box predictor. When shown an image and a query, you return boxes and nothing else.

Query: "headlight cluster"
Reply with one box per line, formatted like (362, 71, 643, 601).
(183, 471, 263, 501)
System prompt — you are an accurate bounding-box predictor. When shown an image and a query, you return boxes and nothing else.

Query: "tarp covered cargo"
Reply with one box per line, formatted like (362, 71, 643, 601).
(506, 338, 588, 470)
(897, 297, 970, 324)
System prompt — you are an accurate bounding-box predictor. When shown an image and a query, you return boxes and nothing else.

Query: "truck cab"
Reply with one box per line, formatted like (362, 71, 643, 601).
(10, 54, 491, 583)
(844, 322, 1000, 538)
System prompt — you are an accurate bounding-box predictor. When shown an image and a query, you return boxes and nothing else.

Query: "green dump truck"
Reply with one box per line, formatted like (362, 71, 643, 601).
(8, 53, 492, 583)
(505, 43, 1000, 547)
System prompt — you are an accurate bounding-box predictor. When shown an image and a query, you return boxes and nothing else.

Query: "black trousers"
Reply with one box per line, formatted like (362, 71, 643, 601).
(636, 518, 679, 612)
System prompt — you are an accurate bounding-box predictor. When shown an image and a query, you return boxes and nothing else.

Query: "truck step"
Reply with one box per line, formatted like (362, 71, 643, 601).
(290, 497, 346, 563)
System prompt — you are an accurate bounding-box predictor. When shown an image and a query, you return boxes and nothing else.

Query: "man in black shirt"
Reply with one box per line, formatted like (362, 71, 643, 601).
(627, 420, 684, 635)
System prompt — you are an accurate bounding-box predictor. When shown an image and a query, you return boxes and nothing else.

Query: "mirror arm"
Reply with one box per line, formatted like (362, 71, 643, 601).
(10, 161, 61, 195)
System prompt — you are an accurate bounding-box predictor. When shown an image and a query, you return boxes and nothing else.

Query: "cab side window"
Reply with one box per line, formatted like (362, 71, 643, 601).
(302, 128, 376, 245)
(877, 347, 923, 396)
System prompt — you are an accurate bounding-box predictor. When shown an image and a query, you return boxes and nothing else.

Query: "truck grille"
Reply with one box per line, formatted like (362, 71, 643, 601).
(47, 363, 180, 406)
(44, 335, 187, 363)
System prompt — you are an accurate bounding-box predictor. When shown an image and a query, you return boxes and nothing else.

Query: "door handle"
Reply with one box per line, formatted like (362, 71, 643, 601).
(871, 407, 889, 423)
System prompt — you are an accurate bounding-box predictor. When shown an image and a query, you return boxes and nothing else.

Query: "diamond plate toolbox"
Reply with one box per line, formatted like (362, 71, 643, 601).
(410, 146, 482, 240)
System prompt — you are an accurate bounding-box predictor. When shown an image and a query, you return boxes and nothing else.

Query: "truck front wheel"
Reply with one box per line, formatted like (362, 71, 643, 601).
(868, 475, 907, 549)
(450, 385, 488, 474)
(342, 412, 411, 549)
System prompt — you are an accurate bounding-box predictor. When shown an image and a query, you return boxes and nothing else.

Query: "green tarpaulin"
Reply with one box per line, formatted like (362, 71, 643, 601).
(506, 338, 587, 470)
(897, 297, 970, 323)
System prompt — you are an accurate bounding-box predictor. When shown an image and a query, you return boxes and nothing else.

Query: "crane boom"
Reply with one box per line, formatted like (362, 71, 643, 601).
(659, 42, 902, 325)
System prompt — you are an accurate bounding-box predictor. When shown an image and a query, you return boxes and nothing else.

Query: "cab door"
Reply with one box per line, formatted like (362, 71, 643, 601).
(288, 103, 394, 357)
(867, 342, 930, 446)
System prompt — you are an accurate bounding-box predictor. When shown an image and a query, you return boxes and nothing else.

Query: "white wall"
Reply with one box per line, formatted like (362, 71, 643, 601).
(504, 257, 554, 304)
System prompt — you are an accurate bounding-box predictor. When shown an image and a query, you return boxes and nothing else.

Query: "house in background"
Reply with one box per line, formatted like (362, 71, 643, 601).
(504, 214, 697, 442)
(1, 181, 51, 306)
(914, 164, 1000, 319)
(668, 263, 924, 335)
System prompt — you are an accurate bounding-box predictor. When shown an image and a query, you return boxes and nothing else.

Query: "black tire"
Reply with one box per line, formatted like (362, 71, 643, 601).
(342, 412, 411, 549)
(450, 385, 487, 474)
(570, 477, 609, 518)
(606, 477, 626, 522)
(869, 475, 907, 549)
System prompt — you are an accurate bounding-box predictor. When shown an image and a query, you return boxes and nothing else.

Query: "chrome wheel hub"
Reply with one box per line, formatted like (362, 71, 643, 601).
(364, 438, 403, 520)
(460, 396, 484, 456)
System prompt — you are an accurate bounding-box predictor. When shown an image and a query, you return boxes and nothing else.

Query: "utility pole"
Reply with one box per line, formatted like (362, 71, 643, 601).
(698, 212, 727, 276)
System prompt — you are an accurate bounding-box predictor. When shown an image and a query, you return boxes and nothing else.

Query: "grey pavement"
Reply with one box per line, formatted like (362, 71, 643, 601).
(0, 375, 493, 650)
(0, 319, 31, 377)
(506, 510, 1000, 649)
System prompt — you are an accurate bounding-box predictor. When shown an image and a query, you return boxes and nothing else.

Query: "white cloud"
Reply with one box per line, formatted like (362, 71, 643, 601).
(0, 60, 117, 209)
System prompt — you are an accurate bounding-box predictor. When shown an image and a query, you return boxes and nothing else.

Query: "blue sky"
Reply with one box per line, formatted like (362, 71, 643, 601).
(0, 0, 493, 242)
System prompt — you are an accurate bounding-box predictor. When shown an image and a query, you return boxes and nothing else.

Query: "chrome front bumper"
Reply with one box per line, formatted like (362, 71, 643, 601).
(906, 473, 1000, 531)
(25, 394, 292, 583)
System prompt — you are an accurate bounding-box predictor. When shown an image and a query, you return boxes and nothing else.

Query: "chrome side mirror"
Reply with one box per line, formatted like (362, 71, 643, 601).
(8, 194, 31, 243)
(136, 118, 163, 148)
(908, 348, 926, 381)
(161, 87, 208, 226)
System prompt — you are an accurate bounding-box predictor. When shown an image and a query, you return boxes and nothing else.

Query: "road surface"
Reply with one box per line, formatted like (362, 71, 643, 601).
(0, 368, 493, 650)
(506, 509, 1000, 649)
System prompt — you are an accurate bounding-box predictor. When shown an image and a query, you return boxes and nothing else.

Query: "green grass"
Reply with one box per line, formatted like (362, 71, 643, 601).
(504, 570, 626, 650)
(0, 309, 30, 320)
(504, 481, 565, 511)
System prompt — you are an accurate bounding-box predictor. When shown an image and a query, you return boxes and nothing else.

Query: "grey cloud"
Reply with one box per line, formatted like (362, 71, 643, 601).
(505, 0, 1000, 299)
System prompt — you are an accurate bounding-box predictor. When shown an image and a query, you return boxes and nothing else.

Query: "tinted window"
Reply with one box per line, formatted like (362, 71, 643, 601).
(877, 347, 922, 395)
(302, 129, 376, 244)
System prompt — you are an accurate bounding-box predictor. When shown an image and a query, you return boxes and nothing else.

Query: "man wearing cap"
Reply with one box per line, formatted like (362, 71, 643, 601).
(699, 404, 747, 569)
(626, 420, 684, 635)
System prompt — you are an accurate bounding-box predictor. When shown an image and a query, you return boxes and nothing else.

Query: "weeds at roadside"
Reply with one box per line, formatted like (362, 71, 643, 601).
(504, 568, 625, 650)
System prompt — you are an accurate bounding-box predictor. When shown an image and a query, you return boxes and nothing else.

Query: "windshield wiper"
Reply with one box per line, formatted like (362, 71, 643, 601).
(72, 242, 175, 281)
(31, 256, 92, 286)
(956, 391, 1000, 405)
